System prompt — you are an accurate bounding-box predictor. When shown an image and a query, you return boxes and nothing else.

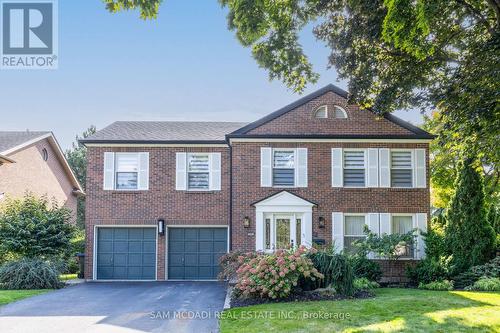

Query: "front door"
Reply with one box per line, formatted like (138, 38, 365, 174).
(265, 214, 303, 251)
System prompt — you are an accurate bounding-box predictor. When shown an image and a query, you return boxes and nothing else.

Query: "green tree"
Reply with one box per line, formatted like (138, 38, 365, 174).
(445, 157, 496, 274)
(102, 1, 499, 183)
(0, 194, 75, 259)
(65, 126, 96, 228)
(423, 112, 499, 208)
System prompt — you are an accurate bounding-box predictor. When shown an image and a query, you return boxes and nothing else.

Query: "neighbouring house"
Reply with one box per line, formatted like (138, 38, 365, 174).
(80, 84, 433, 281)
(0, 131, 84, 221)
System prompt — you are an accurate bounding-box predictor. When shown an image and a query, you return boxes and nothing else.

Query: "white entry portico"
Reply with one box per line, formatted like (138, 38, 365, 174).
(253, 191, 315, 251)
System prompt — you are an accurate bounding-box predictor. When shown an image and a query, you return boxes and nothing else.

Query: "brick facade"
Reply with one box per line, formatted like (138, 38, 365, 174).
(0, 138, 78, 222)
(84, 87, 431, 281)
(84, 146, 230, 280)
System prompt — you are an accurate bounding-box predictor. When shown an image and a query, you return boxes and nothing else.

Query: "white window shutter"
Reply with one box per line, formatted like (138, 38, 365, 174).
(332, 212, 344, 253)
(379, 149, 390, 187)
(302, 212, 313, 248)
(260, 148, 272, 187)
(138, 152, 149, 190)
(367, 213, 379, 259)
(255, 212, 264, 251)
(367, 148, 379, 187)
(175, 152, 187, 191)
(295, 148, 308, 187)
(367, 213, 380, 235)
(331, 148, 343, 187)
(209, 153, 221, 191)
(103, 152, 115, 190)
(415, 149, 426, 188)
(379, 213, 391, 235)
(415, 213, 428, 259)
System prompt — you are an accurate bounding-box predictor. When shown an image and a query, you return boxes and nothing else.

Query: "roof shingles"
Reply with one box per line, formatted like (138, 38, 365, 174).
(0, 131, 50, 153)
(81, 121, 248, 143)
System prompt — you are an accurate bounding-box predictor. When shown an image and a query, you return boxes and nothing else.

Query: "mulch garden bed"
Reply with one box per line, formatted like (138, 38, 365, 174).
(230, 289, 374, 308)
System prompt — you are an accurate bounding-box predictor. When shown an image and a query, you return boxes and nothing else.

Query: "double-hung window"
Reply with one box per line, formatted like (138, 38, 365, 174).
(344, 215, 366, 253)
(115, 153, 139, 190)
(273, 150, 295, 187)
(391, 151, 413, 187)
(392, 215, 414, 258)
(343, 150, 365, 187)
(187, 153, 210, 190)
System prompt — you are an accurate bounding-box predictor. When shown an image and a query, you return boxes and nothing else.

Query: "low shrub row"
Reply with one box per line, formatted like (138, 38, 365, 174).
(0, 258, 64, 289)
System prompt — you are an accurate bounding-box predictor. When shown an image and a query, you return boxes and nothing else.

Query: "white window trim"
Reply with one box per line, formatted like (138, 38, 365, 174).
(390, 149, 415, 188)
(343, 213, 367, 252)
(187, 152, 211, 191)
(272, 148, 296, 188)
(114, 152, 140, 191)
(343, 148, 367, 188)
(314, 105, 328, 118)
(390, 213, 416, 259)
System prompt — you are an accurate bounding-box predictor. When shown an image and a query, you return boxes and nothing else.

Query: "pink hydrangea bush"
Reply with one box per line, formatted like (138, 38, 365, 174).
(235, 246, 324, 299)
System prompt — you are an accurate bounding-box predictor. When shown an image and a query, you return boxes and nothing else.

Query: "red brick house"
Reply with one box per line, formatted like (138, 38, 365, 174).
(0, 131, 84, 222)
(81, 84, 433, 281)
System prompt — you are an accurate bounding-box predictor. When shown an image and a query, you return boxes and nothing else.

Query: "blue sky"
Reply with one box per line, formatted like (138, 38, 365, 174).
(0, 0, 424, 149)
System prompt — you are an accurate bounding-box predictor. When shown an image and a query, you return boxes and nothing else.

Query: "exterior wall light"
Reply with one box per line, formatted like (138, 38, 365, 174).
(243, 216, 251, 228)
(318, 216, 325, 229)
(157, 219, 165, 235)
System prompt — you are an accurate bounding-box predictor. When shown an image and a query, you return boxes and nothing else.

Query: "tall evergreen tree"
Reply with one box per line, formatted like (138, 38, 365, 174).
(445, 157, 495, 274)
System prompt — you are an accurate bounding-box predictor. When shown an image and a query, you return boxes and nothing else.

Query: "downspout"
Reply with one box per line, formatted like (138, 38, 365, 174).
(228, 136, 233, 251)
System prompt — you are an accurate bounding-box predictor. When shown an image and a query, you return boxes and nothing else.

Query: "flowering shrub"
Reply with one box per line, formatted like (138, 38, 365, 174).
(235, 246, 323, 299)
(218, 251, 260, 281)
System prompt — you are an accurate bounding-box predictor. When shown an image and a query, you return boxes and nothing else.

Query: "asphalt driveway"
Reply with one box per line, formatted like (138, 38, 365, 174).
(0, 281, 227, 333)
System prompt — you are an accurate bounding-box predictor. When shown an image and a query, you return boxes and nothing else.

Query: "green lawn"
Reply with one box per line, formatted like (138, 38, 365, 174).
(220, 288, 500, 333)
(0, 290, 50, 306)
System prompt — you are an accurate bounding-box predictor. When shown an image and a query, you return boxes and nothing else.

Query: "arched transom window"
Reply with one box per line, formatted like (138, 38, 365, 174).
(314, 105, 328, 118)
(334, 106, 348, 119)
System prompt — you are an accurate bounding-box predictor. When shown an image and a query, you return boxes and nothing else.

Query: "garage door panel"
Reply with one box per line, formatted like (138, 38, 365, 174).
(199, 254, 212, 265)
(199, 241, 213, 252)
(213, 241, 227, 253)
(169, 241, 184, 253)
(184, 241, 198, 252)
(199, 229, 213, 240)
(169, 267, 184, 279)
(114, 229, 128, 239)
(198, 267, 213, 279)
(98, 228, 114, 240)
(128, 241, 142, 252)
(128, 228, 143, 239)
(185, 229, 198, 240)
(168, 227, 227, 280)
(97, 254, 113, 265)
(184, 254, 198, 266)
(143, 253, 155, 265)
(97, 227, 157, 280)
(114, 241, 128, 253)
(184, 266, 199, 279)
(113, 254, 127, 266)
(143, 241, 156, 253)
(213, 228, 227, 240)
(128, 253, 142, 266)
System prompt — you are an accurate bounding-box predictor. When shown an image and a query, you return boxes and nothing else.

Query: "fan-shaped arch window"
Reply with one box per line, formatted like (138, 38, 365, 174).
(314, 105, 328, 118)
(334, 106, 348, 119)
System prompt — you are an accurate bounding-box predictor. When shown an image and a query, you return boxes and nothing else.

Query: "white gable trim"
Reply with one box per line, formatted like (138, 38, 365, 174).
(253, 191, 316, 210)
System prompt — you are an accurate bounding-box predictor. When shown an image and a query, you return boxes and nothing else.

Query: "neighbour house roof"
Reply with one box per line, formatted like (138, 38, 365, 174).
(0, 154, 15, 164)
(80, 121, 248, 144)
(228, 84, 434, 140)
(0, 131, 84, 194)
